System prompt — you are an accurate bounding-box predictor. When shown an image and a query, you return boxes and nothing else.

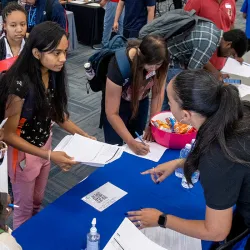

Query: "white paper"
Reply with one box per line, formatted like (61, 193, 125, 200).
(104, 218, 166, 250)
(236, 84, 250, 98)
(0, 155, 8, 193)
(54, 134, 123, 167)
(142, 227, 202, 250)
(70, 0, 87, 4)
(87, 3, 100, 6)
(221, 58, 250, 78)
(82, 182, 127, 212)
(123, 138, 167, 162)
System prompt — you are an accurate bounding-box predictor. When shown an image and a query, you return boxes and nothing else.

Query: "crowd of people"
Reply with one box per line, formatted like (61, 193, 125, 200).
(0, 0, 250, 249)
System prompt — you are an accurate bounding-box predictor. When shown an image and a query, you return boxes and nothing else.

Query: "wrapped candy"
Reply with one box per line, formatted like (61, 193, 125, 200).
(152, 117, 194, 134)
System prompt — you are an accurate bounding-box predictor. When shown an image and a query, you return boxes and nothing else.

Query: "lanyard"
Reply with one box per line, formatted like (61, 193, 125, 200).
(28, 6, 37, 28)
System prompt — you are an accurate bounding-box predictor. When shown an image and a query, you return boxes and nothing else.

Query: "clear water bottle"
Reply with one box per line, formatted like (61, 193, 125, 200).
(84, 62, 95, 81)
(175, 143, 192, 178)
(181, 176, 194, 189)
(191, 170, 200, 184)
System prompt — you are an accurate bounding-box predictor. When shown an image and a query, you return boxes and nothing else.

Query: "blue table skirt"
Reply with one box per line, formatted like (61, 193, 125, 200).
(13, 149, 213, 250)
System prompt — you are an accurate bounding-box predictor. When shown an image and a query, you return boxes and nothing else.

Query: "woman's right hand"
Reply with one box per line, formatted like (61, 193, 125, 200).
(141, 159, 183, 183)
(113, 21, 119, 32)
(128, 139, 150, 155)
(50, 151, 77, 172)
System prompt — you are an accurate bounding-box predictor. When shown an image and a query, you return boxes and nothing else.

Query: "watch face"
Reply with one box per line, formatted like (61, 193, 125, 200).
(158, 214, 166, 227)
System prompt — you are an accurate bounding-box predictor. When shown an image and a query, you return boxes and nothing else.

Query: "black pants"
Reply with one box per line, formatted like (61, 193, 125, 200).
(103, 97, 149, 146)
(173, 0, 183, 9)
(123, 29, 140, 39)
(248, 39, 250, 52)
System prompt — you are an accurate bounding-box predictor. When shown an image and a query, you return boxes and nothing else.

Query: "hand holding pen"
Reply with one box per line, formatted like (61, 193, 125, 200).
(128, 132, 150, 156)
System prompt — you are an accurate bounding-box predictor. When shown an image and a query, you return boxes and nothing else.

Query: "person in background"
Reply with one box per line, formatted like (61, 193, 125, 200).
(161, 23, 248, 110)
(128, 70, 250, 249)
(184, 0, 236, 71)
(0, 193, 22, 249)
(0, 2, 27, 60)
(1, 0, 17, 9)
(104, 35, 168, 155)
(113, 0, 155, 39)
(19, 0, 66, 32)
(0, 21, 95, 229)
(93, 0, 124, 50)
(241, 0, 250, 51)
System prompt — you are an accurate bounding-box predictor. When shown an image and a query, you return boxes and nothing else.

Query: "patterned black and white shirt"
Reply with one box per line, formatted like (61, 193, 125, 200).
(9, 74, 55, 148)
(168, 20, 223, 69)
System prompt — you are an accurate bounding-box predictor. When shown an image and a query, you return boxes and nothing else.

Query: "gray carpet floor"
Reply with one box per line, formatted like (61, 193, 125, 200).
(7, 0, 247, 228)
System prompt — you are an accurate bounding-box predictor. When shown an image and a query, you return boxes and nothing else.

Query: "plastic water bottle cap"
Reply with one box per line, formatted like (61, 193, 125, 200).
(185, 144, 191, 150)
(90, 218, 97, 234)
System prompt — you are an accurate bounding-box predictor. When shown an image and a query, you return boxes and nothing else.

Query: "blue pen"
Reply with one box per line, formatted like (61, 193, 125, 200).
(8, 204, 19, 208)
(135, 131, 146, 146)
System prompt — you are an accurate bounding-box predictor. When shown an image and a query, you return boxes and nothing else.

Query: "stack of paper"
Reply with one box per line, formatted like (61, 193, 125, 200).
(142, 227, 202, 250)
(237, 84, 250, 98)
(54, 134, 123, 167)
(104, 218, 166, 250)
(221, 58, 250, 77)
(123, 138, 167, 162)
(0, 156, 8, 193)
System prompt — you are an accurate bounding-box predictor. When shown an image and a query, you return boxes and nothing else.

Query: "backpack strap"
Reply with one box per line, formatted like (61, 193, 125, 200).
(115, 48, 131, 82)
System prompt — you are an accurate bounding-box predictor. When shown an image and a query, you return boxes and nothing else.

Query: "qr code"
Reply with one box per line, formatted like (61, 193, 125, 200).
(91, 192, 108, 203)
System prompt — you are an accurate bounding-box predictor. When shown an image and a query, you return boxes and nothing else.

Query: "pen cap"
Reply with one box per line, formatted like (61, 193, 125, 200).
(90, 218, 97, 235)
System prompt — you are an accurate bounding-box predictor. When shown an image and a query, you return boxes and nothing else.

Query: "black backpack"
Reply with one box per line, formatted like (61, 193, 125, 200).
(87, 35, 131, 93)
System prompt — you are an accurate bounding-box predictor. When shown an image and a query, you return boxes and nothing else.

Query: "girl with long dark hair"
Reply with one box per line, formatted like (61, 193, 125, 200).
(104, 35, 168, 155)
(1, 21, 94, 229)
(0, 2, 27, 60)
(127, 70, 250, 248)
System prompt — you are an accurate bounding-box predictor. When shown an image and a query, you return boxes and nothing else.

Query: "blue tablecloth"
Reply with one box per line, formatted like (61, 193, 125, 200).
(13, 149, 212, 250)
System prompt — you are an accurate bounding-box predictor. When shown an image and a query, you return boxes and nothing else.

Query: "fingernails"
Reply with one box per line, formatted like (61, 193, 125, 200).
(156, 181, 160, 184)
(124, 212, 128, 216)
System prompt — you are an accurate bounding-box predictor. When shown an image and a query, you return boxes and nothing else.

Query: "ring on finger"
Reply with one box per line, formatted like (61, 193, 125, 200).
(137, 220, 142, 227)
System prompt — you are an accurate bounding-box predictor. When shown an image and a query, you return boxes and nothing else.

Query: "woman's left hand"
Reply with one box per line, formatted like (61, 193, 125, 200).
(127, 208, 163, 229)
(143, 126, 154, 142)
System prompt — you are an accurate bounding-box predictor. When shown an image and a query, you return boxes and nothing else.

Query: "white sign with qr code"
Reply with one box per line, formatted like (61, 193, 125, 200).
(81, 182, 128, 212)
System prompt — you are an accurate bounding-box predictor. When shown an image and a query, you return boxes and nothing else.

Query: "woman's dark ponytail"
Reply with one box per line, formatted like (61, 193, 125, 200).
(171, 70, 250, 184)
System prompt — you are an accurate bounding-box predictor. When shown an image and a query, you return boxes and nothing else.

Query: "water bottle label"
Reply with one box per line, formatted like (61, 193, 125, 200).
(87, 241, 99, 250)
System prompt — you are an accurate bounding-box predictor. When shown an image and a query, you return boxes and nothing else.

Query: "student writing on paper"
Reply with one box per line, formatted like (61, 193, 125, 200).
(103, 35, 168, 155)
(0, 22, 95, 229)
(128, 70, 250, 249)
(0, 2, 27, 61)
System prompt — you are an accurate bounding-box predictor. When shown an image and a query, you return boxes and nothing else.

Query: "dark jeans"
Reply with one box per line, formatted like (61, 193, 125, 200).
(162, 66, 183, 111)
(103, 97, 149, 145)
(173, 0, 183, 9)
(248, 39, 250, 52)
(123, 29, 140, 39)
